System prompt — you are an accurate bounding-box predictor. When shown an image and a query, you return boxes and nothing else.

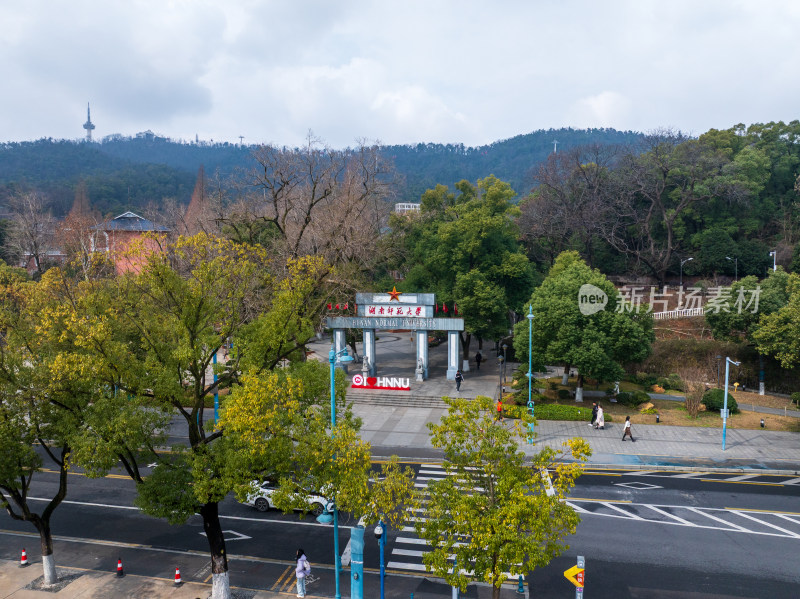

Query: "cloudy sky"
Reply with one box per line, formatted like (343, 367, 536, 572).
(2, 1, 798, 149)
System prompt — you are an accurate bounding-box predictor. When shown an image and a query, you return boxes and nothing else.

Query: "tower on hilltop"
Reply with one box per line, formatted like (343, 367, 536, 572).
(83, 103, 95, 141)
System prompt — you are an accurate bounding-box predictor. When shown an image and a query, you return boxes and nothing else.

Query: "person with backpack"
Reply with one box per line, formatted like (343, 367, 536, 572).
(295, 548, 311, 597)
(455, 369, 464, 392)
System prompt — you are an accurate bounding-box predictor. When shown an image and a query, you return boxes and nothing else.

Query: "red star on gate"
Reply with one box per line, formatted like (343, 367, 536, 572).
(387, 286, 403, 302)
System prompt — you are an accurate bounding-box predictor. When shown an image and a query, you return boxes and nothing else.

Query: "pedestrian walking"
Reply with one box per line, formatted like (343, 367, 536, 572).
(475, 351, 482, 370)
(496, 398, 503, 421)
(595, 406, 605, 430)
(589, 402, 598, 427)
(455, 369, 464, 392)
(295, 548, 311, 598)
(622, 416, 635, 442)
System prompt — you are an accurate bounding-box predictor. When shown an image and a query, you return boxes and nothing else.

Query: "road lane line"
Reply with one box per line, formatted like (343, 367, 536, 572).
(393, 548, 426, 557)
(601, 502, 644, 520)
(670, 473, 703, 479)
(271, 565, 293, 591)
(729, 511, 800, 537)
(725, 474, 759, 481)
(564, 501, 591, 514)
(780, 477, 800, 485)
(686, 508, 750, 532)
(28, 497, 138, 510)
(644, 506, 695, 526)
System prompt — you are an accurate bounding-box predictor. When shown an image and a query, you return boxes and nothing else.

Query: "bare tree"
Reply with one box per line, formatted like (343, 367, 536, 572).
(519, 144, 619, 267)
(603, 131, 747, 285)
(221, 134, 395, 269)
(676, 365, 713, 418)
(5, 191, 57, 276)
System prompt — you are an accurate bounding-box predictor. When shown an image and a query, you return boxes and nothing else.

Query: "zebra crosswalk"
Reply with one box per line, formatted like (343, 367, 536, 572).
(387, 464, 447, 573)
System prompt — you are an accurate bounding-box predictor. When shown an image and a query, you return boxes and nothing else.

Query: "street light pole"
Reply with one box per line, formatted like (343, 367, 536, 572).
(680, 257, 694, 289)
(726, 256, 738, 281)
(329, 345, 353, 599)
(375, 521, 386, 599)
(722, 356, 741, 451)
(526, 306, 535, 443)
(501, 343, 508, 386)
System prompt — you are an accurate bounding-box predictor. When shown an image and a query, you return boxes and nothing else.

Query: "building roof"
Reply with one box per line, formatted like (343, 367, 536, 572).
(91, 211, 170, 232)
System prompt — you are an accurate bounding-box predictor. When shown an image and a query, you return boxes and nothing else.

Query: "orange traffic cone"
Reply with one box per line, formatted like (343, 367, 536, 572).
(20, 548, 29, 567)
(174, 567, 183, 585)
(116, 558, 124, 577)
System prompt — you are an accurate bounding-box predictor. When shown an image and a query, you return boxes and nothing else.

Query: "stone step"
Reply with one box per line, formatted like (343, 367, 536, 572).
(346, 390, 450, 408)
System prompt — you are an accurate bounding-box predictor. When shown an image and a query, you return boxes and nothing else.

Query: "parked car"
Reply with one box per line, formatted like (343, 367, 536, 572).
(242, 481, 333, 516)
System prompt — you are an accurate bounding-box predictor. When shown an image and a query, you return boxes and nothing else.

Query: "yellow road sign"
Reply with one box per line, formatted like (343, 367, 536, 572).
(564, 565, 585, 588)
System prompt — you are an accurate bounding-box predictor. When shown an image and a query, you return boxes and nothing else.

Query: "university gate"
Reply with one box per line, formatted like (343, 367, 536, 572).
(326, 291, 465, 380)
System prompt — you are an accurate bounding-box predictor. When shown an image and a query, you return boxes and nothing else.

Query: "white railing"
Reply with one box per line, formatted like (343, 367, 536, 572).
(651, 307, 705, 320)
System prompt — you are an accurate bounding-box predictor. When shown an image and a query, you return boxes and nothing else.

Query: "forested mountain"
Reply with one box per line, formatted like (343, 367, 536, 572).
(386, 127, 642, 201)
(0, 128, 642, 215)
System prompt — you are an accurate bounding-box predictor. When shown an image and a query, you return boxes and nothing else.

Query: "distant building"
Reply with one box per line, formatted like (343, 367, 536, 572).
(395, 202, 421, 214)
(90, 211, 169, 274)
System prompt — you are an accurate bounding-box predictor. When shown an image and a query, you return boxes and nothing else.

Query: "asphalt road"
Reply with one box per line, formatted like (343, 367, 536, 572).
(2, 463, 799, 598)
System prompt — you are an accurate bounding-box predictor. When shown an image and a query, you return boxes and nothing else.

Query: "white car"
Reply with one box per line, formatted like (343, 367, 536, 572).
(243, 481, 334, 516)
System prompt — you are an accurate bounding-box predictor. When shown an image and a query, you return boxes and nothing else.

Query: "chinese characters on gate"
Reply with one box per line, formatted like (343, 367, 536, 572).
(364, 304, 425, 317)
(616, 285, 761, 314)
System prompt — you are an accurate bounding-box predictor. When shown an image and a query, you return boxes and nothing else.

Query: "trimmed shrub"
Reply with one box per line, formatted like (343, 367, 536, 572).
(791, 392, 800, 407)
(617, 390, 650, 408)
(535, 403, 612, 422)
(557, 389, 572, 400)
(702, 388, 739, 414)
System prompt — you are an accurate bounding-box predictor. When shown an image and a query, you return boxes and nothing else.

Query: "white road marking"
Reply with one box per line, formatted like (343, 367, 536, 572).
(199, 530, 252, 541)
(730, 511, 800, 537)
(644, 505, 695, 526)
(601, 502, 644, 520)
(725, 474, 759, 481)
(686, 507, 750, 532)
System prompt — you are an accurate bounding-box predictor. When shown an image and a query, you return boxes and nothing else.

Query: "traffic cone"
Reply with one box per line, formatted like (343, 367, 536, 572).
(20, 548, 29, 567)
(174, 567, 182, 585)
(116, 558, 124, 577)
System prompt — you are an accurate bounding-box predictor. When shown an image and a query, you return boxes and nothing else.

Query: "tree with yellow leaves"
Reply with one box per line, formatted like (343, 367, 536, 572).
(416, 395, 590, 599)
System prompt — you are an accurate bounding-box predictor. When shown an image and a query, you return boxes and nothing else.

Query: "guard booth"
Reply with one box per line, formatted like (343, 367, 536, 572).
(326, 291, 465, 380)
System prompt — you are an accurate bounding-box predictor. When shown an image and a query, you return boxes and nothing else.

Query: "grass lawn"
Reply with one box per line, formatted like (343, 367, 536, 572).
(502, 391, 800, 432)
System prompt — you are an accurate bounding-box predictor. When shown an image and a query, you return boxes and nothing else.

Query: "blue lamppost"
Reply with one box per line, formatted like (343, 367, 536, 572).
(374, 521, 386, 599)
(526, 306, 535, 443)
(212, 350, 219, 423)
(722, 356, 741, 451)
(329, 345, 353, 599)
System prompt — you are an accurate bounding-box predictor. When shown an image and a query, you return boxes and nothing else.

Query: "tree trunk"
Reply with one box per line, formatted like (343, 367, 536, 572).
(35, 519, 57, 586)
(575, 373, 584, 402)
(561, 363, 570, 386)
(200, 501, 230, 599)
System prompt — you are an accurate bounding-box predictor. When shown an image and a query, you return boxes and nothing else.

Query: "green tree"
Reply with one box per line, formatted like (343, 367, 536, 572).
(513, 251, 654, 400)
(417, 395, 590, 599)
(0, 269, 167, 586)
(70, 234, 414, 599)
(393, 176, 534, 358)
(753, 272, 800, 368)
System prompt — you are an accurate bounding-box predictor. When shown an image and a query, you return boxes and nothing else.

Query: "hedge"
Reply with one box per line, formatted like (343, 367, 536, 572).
(534, 403, 613, 422)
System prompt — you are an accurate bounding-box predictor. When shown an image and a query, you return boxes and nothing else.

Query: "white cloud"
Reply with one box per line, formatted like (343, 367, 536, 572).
(1, 0, 800, 147)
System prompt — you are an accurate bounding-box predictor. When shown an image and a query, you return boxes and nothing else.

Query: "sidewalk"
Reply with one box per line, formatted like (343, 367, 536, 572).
(0, 559, 519, 599)
(307, 332, 800, 474)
